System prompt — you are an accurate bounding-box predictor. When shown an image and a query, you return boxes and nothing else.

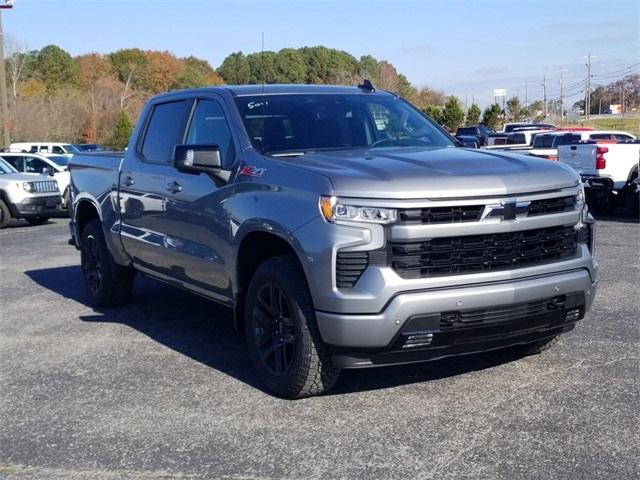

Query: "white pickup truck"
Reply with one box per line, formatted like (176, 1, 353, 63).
(558, 141, 639, 214)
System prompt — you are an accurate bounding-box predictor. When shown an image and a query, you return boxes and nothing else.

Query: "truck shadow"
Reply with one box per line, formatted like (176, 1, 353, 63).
(26, 265, 526, 397)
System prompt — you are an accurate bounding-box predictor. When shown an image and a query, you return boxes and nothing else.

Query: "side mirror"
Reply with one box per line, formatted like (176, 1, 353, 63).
(42, 167, 55, 177)
(455, 136, 479, 148)
(173, 144, 222, 174)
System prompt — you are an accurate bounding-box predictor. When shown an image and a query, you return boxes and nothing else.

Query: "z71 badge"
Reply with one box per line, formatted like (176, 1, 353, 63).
(240, 166, 266, 177)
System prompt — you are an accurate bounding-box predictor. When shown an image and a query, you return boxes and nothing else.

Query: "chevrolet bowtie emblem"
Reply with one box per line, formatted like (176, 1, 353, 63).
(483, 200, 531, 221)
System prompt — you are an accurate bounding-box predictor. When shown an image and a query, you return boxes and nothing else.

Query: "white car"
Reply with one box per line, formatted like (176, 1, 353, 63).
(0, 152, 72, 207)
(9, 142, 80, 156)
(0, 158, 62, 228)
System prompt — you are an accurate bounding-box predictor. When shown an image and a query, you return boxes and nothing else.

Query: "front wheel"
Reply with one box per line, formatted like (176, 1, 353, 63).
(0, 199, 11, 229)
(80, 219, 134, 307)
(245, 255, 340, 399)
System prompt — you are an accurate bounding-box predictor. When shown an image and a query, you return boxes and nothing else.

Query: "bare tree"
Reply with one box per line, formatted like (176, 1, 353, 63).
(4, 33, 32, 100)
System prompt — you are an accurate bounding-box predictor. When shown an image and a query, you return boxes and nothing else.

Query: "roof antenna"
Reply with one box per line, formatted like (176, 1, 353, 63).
(358, 79, 375, 92)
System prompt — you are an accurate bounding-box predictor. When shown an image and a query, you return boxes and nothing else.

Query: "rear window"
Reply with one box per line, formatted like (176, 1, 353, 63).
(507, 133, 526, 144)
(140, 101, 192, 163)
(457, 127, 477, 135)
(533, 135, 554, 148)
(554, 134, 581, 146)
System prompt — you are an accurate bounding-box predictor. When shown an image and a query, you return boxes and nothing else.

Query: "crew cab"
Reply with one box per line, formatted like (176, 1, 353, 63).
(0, 157, 62, 228)
(69, 84, 598, 398)
(528, 130, 635, 161)
(558, 140, 639, 214)
(0, 152, 71, 207)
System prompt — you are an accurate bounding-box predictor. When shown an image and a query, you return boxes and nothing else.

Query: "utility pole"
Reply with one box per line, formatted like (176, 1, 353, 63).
(0, 4, 12, 149)
(585, 52, 594, 121)
(542, 76, 547, 119)
(559, 66, 565, 123)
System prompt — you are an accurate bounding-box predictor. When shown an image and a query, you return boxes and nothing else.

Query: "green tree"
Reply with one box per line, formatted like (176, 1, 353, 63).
(35, 45, 79, 92)
(274, 48, 306, 83)
(111, 110, 133, 150)
(506, 96, 526, 121)
(482, 103, 503, 130)
(527, 100, 545, 121)
(466, 103, 481, 125)
(247, 51, 279, 84)
(107, 48, 151, 92)
(218, 51, 250, 84)
(441, 96, 465, 131)
(422, 105, 443, 124)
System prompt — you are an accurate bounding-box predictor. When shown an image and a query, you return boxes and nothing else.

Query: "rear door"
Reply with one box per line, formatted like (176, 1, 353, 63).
(119, 99, 193, 275)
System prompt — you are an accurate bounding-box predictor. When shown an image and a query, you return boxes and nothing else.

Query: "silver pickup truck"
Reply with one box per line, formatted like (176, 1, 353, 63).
(69, 84, 598, 398)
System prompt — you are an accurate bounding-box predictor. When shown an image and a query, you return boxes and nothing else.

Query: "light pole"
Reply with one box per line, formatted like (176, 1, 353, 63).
(0, 0, 14, 149)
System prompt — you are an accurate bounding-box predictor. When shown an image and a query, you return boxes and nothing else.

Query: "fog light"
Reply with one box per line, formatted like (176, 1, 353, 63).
(565, 308, 581, 321)
(402, 333, 434, 349)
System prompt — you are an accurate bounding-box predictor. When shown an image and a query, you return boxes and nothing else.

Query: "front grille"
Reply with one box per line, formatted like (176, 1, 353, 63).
(32, 181, 58, 193)
(398, 205, 483, 225)
(397, 195, 577, 225)
(336, 251, 369, 288)
(528, 196, 576, 216)
(389, 225, 578, 279)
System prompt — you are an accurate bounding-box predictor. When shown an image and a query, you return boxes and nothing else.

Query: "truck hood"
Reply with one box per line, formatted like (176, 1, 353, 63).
(285, 147, 579, 199)
(0, 172, 55, 183)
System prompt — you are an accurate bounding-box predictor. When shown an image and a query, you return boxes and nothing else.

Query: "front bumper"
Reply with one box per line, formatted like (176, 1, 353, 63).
(11, 195, 63, 218)
(316, 268, 596, 367)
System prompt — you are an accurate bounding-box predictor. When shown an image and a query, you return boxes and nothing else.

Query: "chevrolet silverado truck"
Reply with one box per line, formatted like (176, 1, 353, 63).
(558, 140, 639, 215)
(68, 84, 598, 398)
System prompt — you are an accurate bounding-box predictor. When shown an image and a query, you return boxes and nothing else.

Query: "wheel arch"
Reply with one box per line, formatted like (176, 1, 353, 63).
(234, 229, 307, 329)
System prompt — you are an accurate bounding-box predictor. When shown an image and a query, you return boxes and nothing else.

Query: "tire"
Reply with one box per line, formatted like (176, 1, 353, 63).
(245, 255, 340, 399)
(63, 188, 70, 209)
(80, 219, 134, 307)
(505, 336, 560, 357)
(0, 199, 11, 229)
(624, 175, 639, 217)
(25, 216, 50, 226)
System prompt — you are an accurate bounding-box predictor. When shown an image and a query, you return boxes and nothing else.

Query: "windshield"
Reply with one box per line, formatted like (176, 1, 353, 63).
(46, 155, 69, 167)
(0, 158, 18, 174)
(234, 93, 455, 154)
(61, 144, 80, 153)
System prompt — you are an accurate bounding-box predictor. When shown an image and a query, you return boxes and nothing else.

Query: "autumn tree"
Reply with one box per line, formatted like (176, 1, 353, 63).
(466, 103, 481, 125)
(441, 96, 465, 131)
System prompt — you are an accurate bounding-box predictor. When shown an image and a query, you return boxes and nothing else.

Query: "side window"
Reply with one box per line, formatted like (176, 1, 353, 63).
(613, 134, 632, 141)
(2, 156, 21, 171)
(186, 99, 235, 166)
(140, 100, 191, 163)
(52, 146, 64, 154)
(589, 134, 612, 140)
(24, 157, 50, 174)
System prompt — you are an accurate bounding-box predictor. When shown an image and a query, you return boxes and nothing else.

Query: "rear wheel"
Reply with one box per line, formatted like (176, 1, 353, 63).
(80, 219, 134, 307)
(245, 255, 340, 398)
(25, 216, 49, 226)
(0, 199, 11, 229)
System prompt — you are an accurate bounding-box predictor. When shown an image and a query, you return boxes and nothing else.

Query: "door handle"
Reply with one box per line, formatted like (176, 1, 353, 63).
(166, 181, 182, 194)
(123, 175, 134, 187)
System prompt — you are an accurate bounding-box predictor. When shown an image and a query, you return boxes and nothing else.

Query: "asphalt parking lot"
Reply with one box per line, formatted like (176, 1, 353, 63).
(1, 212, 638, 480)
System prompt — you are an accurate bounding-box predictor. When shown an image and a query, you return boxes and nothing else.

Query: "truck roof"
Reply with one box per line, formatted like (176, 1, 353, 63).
(158, 84, 396, 99)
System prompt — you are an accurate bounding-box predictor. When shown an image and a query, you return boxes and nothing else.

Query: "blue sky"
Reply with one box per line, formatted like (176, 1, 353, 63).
(3, 0, 639, 107)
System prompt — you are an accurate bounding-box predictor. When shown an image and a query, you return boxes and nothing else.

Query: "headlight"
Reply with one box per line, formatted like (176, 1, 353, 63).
(22, 182, 34, 193)
(576, 184, 585, 212)
(320, 196, 397, 224)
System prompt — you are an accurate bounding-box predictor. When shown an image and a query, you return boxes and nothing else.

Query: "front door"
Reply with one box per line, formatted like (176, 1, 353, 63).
(161, 98, 237, 302)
